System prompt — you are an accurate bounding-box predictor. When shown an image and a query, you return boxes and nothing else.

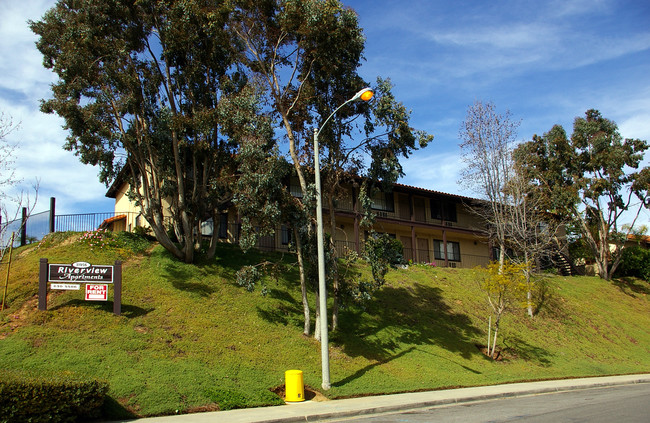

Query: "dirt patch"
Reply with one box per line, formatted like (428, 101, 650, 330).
(184, 404, 220, 413)
(270, 385, 329, 402)
(133, 325, 149, 334)
(0, 295, 39, 339)
(475, 344, 505, 361)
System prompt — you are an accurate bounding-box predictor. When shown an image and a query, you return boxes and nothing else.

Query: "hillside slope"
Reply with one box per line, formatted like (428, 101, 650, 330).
(1, 232, 649, 418)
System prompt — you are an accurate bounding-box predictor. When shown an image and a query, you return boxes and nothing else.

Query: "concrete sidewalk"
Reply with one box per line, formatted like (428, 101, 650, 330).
(116, 374, 650, 423)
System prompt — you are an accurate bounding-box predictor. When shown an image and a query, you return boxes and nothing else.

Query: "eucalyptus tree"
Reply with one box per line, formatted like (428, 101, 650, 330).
(231, 0, 434, 336)
(316, 77, 433, 330)
(515, 110, 650, 280)
(230, 0, 368, 337)
(31, 0, 273, 263)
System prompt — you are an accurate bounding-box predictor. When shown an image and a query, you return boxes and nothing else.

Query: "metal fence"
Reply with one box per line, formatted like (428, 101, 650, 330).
(0, 198, 121, 249)
(54, 212, 120, 233)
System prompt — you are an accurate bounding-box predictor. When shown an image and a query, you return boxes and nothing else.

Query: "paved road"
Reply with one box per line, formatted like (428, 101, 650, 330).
(330, 383, 650, 423)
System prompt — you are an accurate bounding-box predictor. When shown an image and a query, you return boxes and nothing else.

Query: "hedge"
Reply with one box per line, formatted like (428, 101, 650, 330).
(0, 369, 108, 423)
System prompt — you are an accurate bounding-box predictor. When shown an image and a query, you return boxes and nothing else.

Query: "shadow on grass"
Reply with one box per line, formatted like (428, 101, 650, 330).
(154, 248, 218, 297)
(171, 279, 216, 297)
(332, 283, 482, 361)
(333, 347, 417, 387)
(161, 243, 301, 297)
(49, 300, 153, 318)
(256, 288, 305, 329)
(612, 277, 650, 298)
(100, 395, 138, 421)
(415, 347, 482, 374)
(502, 336, 553, 366)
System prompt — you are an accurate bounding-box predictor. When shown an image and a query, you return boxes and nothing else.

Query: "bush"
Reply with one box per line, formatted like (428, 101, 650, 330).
(77, 229, 151, 255)
(0, 369, 109, 422)
(614, 246, 650, 281)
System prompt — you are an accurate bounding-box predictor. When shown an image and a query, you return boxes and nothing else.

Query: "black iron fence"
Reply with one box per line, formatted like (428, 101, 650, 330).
(0, 197, 122, 249)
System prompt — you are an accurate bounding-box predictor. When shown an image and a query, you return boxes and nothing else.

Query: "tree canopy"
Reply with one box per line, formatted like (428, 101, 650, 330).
(514, 109, 650, 280)
(31, 0, 276, 263)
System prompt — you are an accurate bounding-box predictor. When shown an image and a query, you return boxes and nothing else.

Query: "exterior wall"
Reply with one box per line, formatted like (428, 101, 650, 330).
(324, 185, 491, 268)
(113, 183, 144, 232)
(109, 179, 493, 268)
(112, 181, 174, 232)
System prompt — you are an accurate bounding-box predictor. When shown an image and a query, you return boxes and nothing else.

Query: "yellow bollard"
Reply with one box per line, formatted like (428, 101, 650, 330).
(284, 370, 305, 402)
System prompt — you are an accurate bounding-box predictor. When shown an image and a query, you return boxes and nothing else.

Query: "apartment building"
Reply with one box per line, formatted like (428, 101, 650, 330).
(106, 176, 492, 269)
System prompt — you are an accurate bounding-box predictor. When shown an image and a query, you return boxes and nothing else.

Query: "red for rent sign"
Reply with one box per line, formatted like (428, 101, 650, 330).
(85, 284, 108, 301)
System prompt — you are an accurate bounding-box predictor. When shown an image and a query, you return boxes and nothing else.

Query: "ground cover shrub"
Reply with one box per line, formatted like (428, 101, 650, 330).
(614, 246, 650, 281)
(76, 229, 151, 255)
(0, 369, 108, 422)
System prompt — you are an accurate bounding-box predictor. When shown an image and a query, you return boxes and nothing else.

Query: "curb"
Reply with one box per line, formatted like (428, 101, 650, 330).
(121, 374, 650, 423)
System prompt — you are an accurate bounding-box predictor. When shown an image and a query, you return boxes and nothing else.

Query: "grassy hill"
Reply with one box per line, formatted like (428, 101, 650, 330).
(1, 231, 649, 419)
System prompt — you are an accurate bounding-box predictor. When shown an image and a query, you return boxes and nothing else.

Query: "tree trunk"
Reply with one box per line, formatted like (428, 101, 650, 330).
(294, 228, 311, 336)
(498, 243, 506, 273)
(491, 312, 502, 359)
(328, 193, 340, 332)
(314, 289, 321, 341)
(206, 212, 219, 260)
(487, 315, 492, 356)
(525, 251, 533, 317)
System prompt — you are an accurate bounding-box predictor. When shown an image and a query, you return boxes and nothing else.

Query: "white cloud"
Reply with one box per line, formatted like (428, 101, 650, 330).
(399, 151, 471, 197)
(0, 1, 112, 216)
(0, 1, 55, 104)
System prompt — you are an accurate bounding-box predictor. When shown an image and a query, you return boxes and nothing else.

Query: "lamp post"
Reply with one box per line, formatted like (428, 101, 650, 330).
(314, 87, 374, 390)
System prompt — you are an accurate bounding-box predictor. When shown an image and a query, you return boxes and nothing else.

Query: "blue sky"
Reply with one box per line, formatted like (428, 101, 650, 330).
(1, 0, 649, 226)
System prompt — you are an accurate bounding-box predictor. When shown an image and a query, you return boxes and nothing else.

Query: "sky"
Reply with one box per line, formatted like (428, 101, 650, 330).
(1, 0, 649, 226)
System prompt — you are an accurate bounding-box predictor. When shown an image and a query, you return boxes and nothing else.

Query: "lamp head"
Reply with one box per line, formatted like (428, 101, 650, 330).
(352, 87, 374, 102)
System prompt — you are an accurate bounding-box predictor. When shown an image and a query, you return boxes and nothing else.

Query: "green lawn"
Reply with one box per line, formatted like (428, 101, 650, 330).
(1, 232, 649, 418)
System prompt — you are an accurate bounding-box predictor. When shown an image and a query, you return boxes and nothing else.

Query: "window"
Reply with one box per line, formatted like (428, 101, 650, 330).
(430, 199, 457, 222)
(433, 240, 461, 262)
(281, 225, 292, 245)
(289, 176, 303, 198)
(371, 191, 394, 212)
(492, 247, 514, 261)
(218, 213, 228, 239)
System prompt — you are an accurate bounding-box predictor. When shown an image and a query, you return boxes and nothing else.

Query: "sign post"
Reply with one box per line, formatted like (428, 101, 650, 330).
(38, 259, 122, 316)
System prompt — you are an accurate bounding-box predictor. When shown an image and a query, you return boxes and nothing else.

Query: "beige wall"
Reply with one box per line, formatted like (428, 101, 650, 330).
(110, 179, 494, 268)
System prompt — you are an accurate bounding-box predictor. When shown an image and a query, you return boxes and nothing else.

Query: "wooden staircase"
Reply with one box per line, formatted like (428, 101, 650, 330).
(554, 251, 573, 276)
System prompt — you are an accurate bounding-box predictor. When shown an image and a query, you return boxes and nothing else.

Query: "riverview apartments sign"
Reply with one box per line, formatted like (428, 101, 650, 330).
(38, 259, 122, 316)
(48, 262, 114, 283)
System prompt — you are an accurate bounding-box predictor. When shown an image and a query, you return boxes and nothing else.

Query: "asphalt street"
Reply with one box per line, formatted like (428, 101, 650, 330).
(328, 383, 650, 423)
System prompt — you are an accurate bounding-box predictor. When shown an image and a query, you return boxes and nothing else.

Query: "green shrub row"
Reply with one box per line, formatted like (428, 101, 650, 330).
(615, 246, 650, 281)
(0, 370, 108, 423)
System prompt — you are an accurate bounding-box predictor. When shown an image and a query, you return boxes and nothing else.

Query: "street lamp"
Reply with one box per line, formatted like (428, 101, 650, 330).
(314, 87, 374, 390)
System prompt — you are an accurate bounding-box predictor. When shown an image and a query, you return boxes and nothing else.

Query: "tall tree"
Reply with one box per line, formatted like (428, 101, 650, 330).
(515, 110, 650, 280)
(459, 101, 520, 270)
(230, 0, 368, 338)
(317, 77, 433, 330)
(31, 0, 270, 263)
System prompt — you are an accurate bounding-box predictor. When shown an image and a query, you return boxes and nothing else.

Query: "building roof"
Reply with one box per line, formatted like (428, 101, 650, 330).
(105, 166, 130, 199)
(626, 234, 650, 244)
(391, 181, 482, 203)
